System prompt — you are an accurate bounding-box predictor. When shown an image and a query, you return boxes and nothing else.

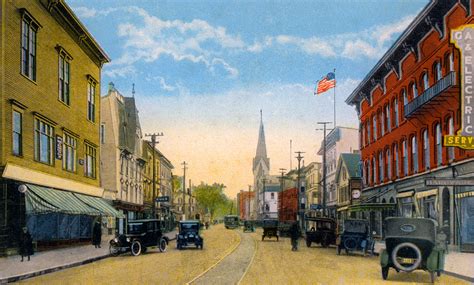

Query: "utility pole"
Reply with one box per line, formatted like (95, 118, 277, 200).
(145, 132, 164, 219)
(262, 177, 267, 219)
(316, 122, 332, 217)
(181, 161, 188, 221)
(295, 151, 305, 230)
(279, 168, 286, 221)
(248, 185, 252, 220)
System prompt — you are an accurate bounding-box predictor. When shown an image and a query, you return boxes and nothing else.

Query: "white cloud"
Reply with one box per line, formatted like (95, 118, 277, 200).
(72, 7, 120, 18)
(103, 65, 136, 78)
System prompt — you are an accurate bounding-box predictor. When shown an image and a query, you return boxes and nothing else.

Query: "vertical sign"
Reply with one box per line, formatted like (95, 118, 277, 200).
(445, 25, 474, 149)
(56, 136, 63, 159)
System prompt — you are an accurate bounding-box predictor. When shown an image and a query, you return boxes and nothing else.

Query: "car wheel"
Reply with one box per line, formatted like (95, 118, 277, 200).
(159, 238, 167, 253)
(131, 240, 142, 256)
(381, 266, 389, 280)
(391, 242, 422, 272)
(343, 237, 357, 251)
(306, 240, 311, 247)
(109, 243, 120, 256)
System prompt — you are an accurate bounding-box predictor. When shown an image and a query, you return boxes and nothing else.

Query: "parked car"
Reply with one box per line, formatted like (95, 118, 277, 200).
(109, 219, 169, 256)
(305, 217, 337, 248)
(262, 219, 279, 241)
(224, 215, 240, 229)
(243, 220, 255, 232)
(380, 217, 445, 283)
(176, 220, 204, 250)
(336, 219, 374, 255)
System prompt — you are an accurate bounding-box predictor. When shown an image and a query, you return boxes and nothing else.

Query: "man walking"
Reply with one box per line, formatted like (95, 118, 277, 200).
(289, 221, 300, 251)
(92, 219, 102, 248)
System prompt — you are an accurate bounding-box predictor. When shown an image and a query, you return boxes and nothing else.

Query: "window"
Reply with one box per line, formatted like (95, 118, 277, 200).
(381, 111, 385, 136)
(373, 116, 377, 141)
(379, 152, 384, 182)
(85, 143, 97, 178)
(87, 80, 96, 122)
(271, 193, 275, 199)
(21, 14, 38, 81)
(434, 61, 442, 82)
(12, 110, 23, 156)
(367, 160, 371, 185)
(400, 197, 414, 218)
(386, 149, 391, 180)
(422, 72, 430, 91)
(59, 52, 71, 105)
(403, 89, 408, 105)
(360, 124, 365, 147)
(394, 144, 399, 177)
(448, 53, 454, 72)
(411, 82, 418, 99)
(402, 140, 408, 176)
(34, 118, 54, 165)
(367, 121, 371, 144)
(100, 124, 105, 144)
(342, 167, 347, 181)
(63, 133, 77, 172)
(386, 104, 391, 132)
(423, 129, 430, 170)
(372, 157, 376, 184)
(435, 124, 442, 166)
(412, 136, 418, 173)
(394, 99, 399, 127)
(447, 117, 454, 162)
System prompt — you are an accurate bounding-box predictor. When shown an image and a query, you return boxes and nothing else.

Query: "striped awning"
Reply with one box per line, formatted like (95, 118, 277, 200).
(415, 189, 438, 199)
(26, 184, 124, 218)
(348, 203, 396, 212)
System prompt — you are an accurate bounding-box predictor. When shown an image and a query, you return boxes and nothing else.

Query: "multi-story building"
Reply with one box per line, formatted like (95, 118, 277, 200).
(257, 176, 280, 219)
(142, 140, 160, 218)
(346, 1, 474, 251)
(0, 0, 119, 255)
(335, 153, 362, 221)
(158, 151, 174, 225)
(317, 127, 359, 218)
(101, 83, 145, 233)
(305, 162, 322, 214)
(238, 190, 255, 220)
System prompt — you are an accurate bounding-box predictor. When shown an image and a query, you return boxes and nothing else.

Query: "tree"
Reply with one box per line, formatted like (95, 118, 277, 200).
(193, 183, 228, 220)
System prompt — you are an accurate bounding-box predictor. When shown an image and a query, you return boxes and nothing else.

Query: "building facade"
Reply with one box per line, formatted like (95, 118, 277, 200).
(317, 127, 359, 218)
(346, 0, 474, 251)
(305, 162, 322, 212)
(335, 153, 362, 221)
(0, 0, 119, 255)
(101, 83, 145, 233)
(238, 190, 256, 220)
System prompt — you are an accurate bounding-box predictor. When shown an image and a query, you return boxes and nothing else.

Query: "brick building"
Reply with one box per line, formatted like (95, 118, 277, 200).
(237, 190, 255, 220)
(278, 187, 298, 222)
(346, 0, 474, 251)
(0, 0, 122, 255)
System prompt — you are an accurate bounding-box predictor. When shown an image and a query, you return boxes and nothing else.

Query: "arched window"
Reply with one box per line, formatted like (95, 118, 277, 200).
(367, 159, 371, 185)
(422, 72, 430, 91)
(402, 140, 408, 176)
(367, 121, 371, 144)
(447, 117, 454, 162)
(394, 144, 399, 177)
(394, 99, 399, 127)
(435, 123, 442, 166)
(379, 152, 384, 182)
(386, 148, 391, 180)
(372, 157, 376, 184)
(403, 89, 408, 105)
(381, 111, 385, 136)
(412, 135, 418, 173)
(386, 104, 391, 133)
(448, 52, 454, 72)
(423, 129, 430, 170)
(411, 81, 418, 98)
(373, 115, 377, 141)
(434, 61, 442, 81)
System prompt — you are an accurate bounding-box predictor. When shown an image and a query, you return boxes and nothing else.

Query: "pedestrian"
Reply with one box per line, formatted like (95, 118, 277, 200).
(289, 222, 300, 251)
(92, 219, 102, 249)
(19, 227, 33, 262)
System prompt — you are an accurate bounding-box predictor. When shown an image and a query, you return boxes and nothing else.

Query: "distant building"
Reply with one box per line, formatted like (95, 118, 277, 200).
(278, 188, 298, 222)
(317, 127, 359, 218)
(335, 153, 362, 221)
(305, 162, 322, 215)
(238, 190, 255, 220)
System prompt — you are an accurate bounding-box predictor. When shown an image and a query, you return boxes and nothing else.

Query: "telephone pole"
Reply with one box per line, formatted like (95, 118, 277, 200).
(145, 132, 164, 218)
(248, 185, 252, 220)
(316, 122, 332, 216)
(295, 151, 305, 230)
(181, 161, 188, 220)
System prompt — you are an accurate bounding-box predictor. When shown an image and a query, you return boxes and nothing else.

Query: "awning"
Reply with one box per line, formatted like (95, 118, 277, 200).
(396, 190, 415, 198)
(348, 203, 396, 212)
(337, 206, 349, 212)
(415, 189, 438, 199)
(456, 191, 474, 199)
(26, 184, 124, 218)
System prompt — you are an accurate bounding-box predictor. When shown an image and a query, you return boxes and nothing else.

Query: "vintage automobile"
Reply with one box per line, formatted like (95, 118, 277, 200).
(243, 220, 255, 232)
(336, 219, 374, 255)
(109, 219, 169, 256)
(176, 220, 204, 250)
(224, 215, 240, 229)
(262, 219, 279, 241)
(305, 217, 337, 248)
(380, 217, 445, 283)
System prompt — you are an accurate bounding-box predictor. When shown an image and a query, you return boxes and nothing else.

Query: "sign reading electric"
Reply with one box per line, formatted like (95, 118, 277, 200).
(445, 25, 474, 149)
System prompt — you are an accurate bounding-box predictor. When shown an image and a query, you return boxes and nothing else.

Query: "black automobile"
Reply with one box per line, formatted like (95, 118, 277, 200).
(336, 219, 374, 255)
(305, 217, 337, 248)
(176, 220, 204, 250)
(262, 219, 279, 241)
(243, 220, 255, 232)
(224, 215, 240, 229)
(380, 217, 446, 283)
(109, 219, 169, 256)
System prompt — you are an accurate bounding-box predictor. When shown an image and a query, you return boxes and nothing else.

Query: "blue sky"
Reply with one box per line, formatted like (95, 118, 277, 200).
(69, 0, 428, 197)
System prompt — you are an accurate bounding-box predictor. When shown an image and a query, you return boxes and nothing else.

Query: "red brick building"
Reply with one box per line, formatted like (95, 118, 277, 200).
(237, 190, 255, 220)
(346, 1, 474, 251)
(278, 187, 298, 222)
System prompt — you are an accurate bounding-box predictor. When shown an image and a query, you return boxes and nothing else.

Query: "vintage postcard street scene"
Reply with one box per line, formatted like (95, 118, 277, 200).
(0, 0, 474, 284)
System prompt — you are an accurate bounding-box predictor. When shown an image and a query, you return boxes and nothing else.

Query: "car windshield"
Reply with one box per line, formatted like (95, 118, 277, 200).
(128, 223, 144, 234)
(181, 223, 199, 231)
(225, 217, 238, 222)
(344, 220, 368, 234)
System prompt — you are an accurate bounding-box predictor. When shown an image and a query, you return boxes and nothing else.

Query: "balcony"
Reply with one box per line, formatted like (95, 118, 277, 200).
(404, 71, 457, 118)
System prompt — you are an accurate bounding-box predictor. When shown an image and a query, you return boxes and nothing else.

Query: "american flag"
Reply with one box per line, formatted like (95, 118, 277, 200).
(315, 72, 336, 95)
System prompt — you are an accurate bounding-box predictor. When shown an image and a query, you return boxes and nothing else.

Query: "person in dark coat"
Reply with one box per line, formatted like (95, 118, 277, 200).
(92, 220, 102, 248)
(19, 227, 33, 262)
(289, 222, 301, 251)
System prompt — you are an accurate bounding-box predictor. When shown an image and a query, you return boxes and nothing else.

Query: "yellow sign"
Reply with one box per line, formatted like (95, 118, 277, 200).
(445, 25, 474, 149)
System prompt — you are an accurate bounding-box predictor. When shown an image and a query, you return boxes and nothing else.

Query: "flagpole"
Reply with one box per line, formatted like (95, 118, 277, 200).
(333, 68, 336, 128)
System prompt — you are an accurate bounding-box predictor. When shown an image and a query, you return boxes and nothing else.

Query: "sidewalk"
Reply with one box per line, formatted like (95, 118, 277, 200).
(0, 230, 177, 284)
(374, 241, 474, 282)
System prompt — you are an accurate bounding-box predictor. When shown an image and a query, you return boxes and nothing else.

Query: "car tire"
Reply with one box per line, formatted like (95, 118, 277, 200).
(391, 242, 422, 272)
(131, 240, 142, 256)
(343, 237, 357, 251)
(159, 238, 167, 253)
(109, 243, 120, 256)
(381, 266, 389, 280)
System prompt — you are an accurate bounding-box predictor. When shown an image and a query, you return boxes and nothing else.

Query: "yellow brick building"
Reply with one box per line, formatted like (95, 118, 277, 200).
(0, 0, 119, 255)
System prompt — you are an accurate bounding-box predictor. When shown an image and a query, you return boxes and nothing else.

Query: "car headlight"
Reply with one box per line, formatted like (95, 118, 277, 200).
(114, 238, 118, 243)
(126, 237, 131, 242)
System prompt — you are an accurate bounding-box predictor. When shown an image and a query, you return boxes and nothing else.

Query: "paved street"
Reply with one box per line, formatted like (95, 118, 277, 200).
(16, 225, 468, 285)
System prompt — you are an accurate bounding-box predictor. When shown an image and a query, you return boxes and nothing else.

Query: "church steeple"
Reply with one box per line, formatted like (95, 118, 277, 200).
(253, 110, 270, 173)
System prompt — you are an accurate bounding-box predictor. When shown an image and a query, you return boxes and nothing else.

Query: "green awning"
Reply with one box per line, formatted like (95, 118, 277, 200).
(348, 203, 396, 213)
(26, 184, 124, 218)
(74, 193, 124, 218)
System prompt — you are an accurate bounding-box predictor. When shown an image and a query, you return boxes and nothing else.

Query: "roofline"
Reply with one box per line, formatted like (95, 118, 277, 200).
(345, 0, 436, 105)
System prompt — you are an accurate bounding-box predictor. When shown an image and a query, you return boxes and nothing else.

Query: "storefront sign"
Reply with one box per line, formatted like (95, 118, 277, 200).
(426, 178, 474, 186)
(56, 136, 63, 159)
(445, 25, 474, 149)
(155, 196, 170, 202)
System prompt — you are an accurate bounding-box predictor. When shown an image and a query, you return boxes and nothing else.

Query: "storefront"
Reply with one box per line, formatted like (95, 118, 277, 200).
(456, 187, 474, 252)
